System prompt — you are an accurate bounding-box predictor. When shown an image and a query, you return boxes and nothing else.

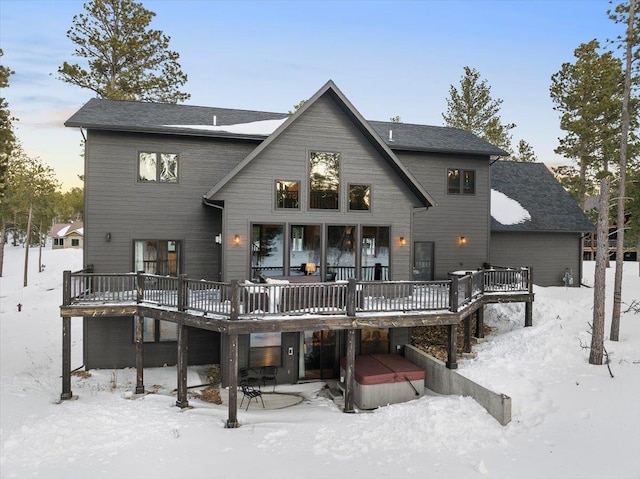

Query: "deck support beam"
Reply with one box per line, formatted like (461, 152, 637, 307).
(226, 333, 239, 428)
(61, 316, 73, 400)
(446, 323, 458, 369)
(343, 328, 356, 413)
(175, 324, 189, 408)
(135, 315, 145, 394)
(475, 306, 484, 339)
(463, 315, 472, 353)
(525, 301, 533, 327)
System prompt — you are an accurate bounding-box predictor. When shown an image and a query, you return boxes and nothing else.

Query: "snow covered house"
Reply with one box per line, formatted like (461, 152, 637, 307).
(62, 81, 577, 414)
(50, 221, 84, 249)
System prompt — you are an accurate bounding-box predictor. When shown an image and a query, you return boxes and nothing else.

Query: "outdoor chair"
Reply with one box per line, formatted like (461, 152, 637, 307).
(239, 380, 264, 411)
(260, 366, 277, 392)
(239, 367, 260, 389)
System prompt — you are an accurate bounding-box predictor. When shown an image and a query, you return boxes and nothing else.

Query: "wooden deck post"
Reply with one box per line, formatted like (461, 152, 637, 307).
(525, 267, 533, 327)
(230, 280, 240, 320)
(449, 275, 459, 313)
(343, 328, 356, 413)
(61, 316, 73, 400)
(62, 270, 71, 306)
(136, 270, 144, 303)
(175, 324, 189, 408)
(177, 274, 187, 311)
(475, 306, 485, 339)
(446, 323, 458, 369)
(226, 333, 239, 428)
(134, 314, 145, 394)
(347, 278, 357, 317)
(525, 301, 533, 327)
(463, 315, 472, 353)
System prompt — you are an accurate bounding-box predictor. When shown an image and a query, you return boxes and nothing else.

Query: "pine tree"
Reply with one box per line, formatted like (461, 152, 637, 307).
(443, 66, 515, 154)
(58, 0, 189, 103)
(512, 139, 538, 162)
(550, 40, 625, 206)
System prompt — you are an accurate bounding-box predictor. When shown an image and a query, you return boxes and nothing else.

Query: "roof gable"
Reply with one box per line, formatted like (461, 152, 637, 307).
(491, 161, 594, 233)
(204, 80, 435, 207)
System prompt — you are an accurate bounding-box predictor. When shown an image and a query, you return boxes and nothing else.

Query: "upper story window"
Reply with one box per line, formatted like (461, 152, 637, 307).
(447, 168, 475, 195)
(275, 180, 299, 209)
(309, 151, 340, 210)
(139, 152, 178, 183)
(349, 184, 371, 211)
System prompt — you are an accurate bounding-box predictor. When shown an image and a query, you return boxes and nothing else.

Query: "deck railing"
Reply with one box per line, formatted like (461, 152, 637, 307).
(63, 266, 532, 318)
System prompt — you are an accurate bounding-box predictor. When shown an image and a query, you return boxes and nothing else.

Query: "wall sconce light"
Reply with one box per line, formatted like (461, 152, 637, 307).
(233, 234, 241, 246)
(105, 233, 111, 242)
(458, 236, 467, 245)
(399, 237, 406, 246)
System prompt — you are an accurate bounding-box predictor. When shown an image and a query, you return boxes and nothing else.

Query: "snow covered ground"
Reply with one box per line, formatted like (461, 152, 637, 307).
(1, 245, 639, 479)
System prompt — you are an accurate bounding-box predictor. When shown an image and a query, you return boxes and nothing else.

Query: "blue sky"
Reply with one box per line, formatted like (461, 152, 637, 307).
(0, 0, 622, 190)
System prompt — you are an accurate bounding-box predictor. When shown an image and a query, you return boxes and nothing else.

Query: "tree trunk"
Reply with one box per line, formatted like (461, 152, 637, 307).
(38, 222, 43, 274)
(23, 202, 33, 288)
(590, 176, 611, 365)
(0, 217, 5, 277)
(611, 0, 635, 341)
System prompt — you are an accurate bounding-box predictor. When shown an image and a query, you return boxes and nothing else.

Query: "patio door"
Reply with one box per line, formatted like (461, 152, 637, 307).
(300, 330, 337, 380)
(413, 241, 434, 281)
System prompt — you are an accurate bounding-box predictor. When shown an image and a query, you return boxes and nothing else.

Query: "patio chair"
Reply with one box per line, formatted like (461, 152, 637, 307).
(239, 380, 264, 411)
(260, 365, 277, 392)
(239, 367, 260, 389)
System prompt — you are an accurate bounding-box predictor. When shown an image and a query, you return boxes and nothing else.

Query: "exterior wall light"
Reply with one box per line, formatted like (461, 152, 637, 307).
(233, 234, 241, 246)
(459, 236, 467, 245)
(399, 237, 406, 246)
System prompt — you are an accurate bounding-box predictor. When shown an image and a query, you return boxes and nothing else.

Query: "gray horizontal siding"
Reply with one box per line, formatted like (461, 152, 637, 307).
(214, 93, 422, 281)
(84, 130, 253, 278)
(83, 317, 219, 369)
(490, 231, 582, 287)
(396, 151, 491, 279)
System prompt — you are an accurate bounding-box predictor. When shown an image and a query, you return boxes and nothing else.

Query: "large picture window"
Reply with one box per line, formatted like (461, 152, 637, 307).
(251, 224, 284, 278)
(139, 152, 178, 183)
(249, 332, 282, 368)
(290, 225, 321, 276)
(361, 226, 389, 280)
(447, 168, 475, 195)
(309, 151, 340, 210)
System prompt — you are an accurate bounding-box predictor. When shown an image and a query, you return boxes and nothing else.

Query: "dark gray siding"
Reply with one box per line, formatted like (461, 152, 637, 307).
(490, 231, 583, 287)
(214, 93, 422, 281)
(84, 130, 255, 278)
(396, 151, 491, 279)
(82, 131, 253, 368)
(83, 318, 219, 369)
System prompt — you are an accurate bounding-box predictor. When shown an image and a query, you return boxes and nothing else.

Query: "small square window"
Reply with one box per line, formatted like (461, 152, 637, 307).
(139, 152, 178, 183)
(349, 184, 370, 211)
(275, 180, 299, 209)
(448, 168, 475, 195)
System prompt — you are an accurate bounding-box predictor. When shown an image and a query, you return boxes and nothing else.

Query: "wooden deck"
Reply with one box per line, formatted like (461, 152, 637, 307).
(59, 266, 534, 427)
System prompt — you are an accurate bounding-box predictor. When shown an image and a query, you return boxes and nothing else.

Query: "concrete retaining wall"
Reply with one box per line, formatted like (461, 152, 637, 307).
(405, 345, 511, 425)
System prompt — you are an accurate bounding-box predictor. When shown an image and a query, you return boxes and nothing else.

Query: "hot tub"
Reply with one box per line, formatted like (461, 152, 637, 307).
(340, 354, 425, 409)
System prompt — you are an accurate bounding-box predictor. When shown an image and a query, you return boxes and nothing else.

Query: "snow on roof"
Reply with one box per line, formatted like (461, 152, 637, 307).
(56, 225, 71, 237)
(163, 118, 287, 136)
(491, 189, 531, 225)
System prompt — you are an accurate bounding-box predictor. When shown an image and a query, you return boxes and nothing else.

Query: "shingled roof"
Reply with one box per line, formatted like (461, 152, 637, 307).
(491, 161, 594, 233)
(65, 97, 507, 157)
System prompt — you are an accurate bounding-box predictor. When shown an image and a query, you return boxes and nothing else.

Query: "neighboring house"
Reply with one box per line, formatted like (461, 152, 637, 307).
(63, 81, 553, 384)
(490, 161, 594, 286)
(50, 221, 84, 249)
